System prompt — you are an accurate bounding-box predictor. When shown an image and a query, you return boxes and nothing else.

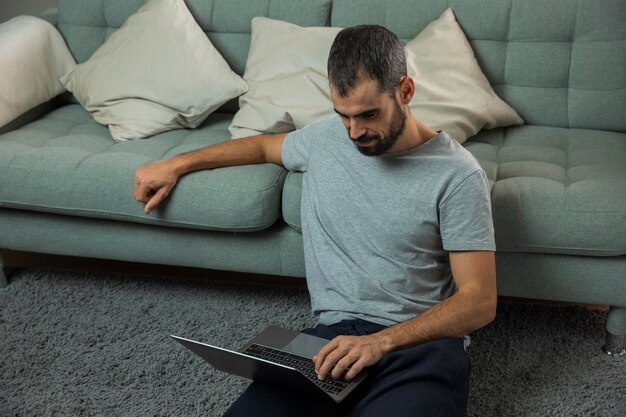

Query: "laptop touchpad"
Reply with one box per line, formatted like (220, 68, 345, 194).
(281, 333, 329, 358)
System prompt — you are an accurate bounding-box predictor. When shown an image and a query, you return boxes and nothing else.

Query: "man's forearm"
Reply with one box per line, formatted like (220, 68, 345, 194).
(169, 134, 283, 176)
(375, 287, 496, 355)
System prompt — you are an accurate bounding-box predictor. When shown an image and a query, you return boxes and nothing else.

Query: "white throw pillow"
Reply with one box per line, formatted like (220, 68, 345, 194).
(229, 10, 523, 143)
(0, 16, 76, 129)
(406, 8, 523, 142)
(60, 0, 248, 141)
(229, 17, 341, 139)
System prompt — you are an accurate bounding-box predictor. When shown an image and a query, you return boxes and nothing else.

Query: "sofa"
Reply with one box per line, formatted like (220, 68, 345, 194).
(0, 0, 624, 355)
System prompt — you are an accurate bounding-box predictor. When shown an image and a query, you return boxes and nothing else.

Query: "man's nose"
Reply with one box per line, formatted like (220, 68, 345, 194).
(349, 119, 366, 139)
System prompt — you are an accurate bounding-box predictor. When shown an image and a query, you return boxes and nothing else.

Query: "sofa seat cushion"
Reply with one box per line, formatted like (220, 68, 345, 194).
(283, 125, 626, 257)
(0, 104, 286, 232)
(465, 126, 626, 256)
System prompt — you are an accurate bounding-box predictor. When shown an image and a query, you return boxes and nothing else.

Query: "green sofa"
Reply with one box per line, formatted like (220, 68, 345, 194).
(1, 0, 624, 355)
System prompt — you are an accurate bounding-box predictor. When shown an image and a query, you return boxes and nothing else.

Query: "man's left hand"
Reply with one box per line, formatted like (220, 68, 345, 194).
(312, 334, 387, 381)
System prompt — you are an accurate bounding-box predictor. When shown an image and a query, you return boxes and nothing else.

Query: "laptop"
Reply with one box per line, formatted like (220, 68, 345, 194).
(171, 325, 370, 403)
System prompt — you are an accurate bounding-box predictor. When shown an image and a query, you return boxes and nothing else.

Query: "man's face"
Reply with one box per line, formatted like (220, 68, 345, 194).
(331, 78, 407, 157)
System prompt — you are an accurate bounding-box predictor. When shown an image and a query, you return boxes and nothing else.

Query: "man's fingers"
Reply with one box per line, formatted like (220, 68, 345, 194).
(136, 189, 151, 204)
(344, 357, 368, 380)
(316, 351, 337, 380)
(331, 353, 359, 380)
(134, 167, 150, 202)
(134, 161, 180, 213)
(315, 337, 355, 380)
(133, 177, 157, 207)
(318, 349, 357, 380)
(134, 178, 148, 203)
(314, 334, 385, 381)
(314, 340, 336, 370)
(314, 340, 338, 380)
(144, 187, 170, 214)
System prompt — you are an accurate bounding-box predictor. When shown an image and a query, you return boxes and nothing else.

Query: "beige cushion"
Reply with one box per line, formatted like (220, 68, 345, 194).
(60, 0, 248, 141)
(0, 16, 76, 129)
(406, 9, 523, 142)
(229, 17, 341, 139)
(229, 10, 523, 143)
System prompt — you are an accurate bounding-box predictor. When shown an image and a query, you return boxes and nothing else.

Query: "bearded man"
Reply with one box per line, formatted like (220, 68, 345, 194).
(134, 24, 497, 417)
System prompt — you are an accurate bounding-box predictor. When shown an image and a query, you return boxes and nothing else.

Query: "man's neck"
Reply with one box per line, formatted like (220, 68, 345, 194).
(412, 117, 439, 147)
(388, 115, 438, 154)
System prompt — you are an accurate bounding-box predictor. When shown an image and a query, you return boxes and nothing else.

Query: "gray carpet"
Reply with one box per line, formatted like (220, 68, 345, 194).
(1, 268, 624, 416)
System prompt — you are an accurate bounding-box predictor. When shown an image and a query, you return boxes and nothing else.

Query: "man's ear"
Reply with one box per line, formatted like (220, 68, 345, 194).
(397, 76, 415, 104)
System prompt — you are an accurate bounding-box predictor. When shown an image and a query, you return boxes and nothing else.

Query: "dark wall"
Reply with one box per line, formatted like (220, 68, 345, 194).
(0, 0, 58, 23)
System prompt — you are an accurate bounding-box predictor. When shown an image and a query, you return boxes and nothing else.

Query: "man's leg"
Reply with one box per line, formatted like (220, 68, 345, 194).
(223, 380, 342, 417)
(346, 337, 470, 417)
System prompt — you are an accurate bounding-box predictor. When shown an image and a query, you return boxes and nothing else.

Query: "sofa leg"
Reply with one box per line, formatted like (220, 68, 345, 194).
(603, 306, 626, 357)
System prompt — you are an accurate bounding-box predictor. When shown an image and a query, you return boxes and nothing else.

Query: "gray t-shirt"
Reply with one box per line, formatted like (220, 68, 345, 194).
(282, 115, 495, 326)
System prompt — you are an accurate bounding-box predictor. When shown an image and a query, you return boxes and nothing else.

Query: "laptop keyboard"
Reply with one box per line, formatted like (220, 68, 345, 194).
(242, 343, 350, 395)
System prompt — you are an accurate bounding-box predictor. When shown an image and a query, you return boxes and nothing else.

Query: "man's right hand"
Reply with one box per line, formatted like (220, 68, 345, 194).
(134, 159, 180, 214)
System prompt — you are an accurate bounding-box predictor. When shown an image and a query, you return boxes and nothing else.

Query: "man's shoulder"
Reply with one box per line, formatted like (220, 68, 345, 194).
(297, 114, 343, 136)
(285, 114, 344, 152)
(281, 115, 345, 171)
(437, 131, 484, 172)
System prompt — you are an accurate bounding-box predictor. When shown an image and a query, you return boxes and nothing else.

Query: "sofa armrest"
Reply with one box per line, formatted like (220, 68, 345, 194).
(0, 15, 76, 130)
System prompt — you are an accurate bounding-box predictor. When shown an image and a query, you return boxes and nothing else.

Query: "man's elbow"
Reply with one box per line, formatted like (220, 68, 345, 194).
(466, 286, 497, 331)
(479, 292, 498, 327)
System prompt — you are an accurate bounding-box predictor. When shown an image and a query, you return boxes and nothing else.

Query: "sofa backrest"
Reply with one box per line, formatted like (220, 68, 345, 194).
(332, 0, 625, 134)
(57, 0, 332, 75)
(57, 0, 625, 133)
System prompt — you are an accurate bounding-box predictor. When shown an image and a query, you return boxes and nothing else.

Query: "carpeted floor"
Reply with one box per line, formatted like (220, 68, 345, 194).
(1, 267, 624, 416)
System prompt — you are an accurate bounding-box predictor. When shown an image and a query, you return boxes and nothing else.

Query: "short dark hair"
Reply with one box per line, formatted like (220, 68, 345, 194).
(327, 24, 407, 97)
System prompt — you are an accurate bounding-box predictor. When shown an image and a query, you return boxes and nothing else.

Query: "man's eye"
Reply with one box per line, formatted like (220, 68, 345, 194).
(364, 112, 377, 119)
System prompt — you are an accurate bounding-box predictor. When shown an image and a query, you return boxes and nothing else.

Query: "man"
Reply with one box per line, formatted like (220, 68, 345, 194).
(134, 25, 497, 417)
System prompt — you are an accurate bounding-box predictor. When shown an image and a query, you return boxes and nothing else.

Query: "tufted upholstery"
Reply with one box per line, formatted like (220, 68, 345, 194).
(332, 0, 626, 133)
(0, 105, 286, 232)
(466, 126, 626, 256)
(57, 0, 332, 75)
(56, 0, 625, 131)
(57, 0, 626, 133)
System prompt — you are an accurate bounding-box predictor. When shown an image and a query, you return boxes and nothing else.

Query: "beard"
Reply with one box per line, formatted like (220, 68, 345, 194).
(353, 101, 406, 157)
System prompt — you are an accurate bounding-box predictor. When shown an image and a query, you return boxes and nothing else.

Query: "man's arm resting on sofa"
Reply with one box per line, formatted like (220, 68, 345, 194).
(134, 133, 287, 214)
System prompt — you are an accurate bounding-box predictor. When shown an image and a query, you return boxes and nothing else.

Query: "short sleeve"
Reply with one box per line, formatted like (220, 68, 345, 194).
(439, 169, 496, 251)
(281, 116, 342, 171)
(281, 127, 312, 172)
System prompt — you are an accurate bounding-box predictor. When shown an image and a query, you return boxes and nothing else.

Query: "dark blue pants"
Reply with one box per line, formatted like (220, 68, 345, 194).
(224, 320, 470, 417)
